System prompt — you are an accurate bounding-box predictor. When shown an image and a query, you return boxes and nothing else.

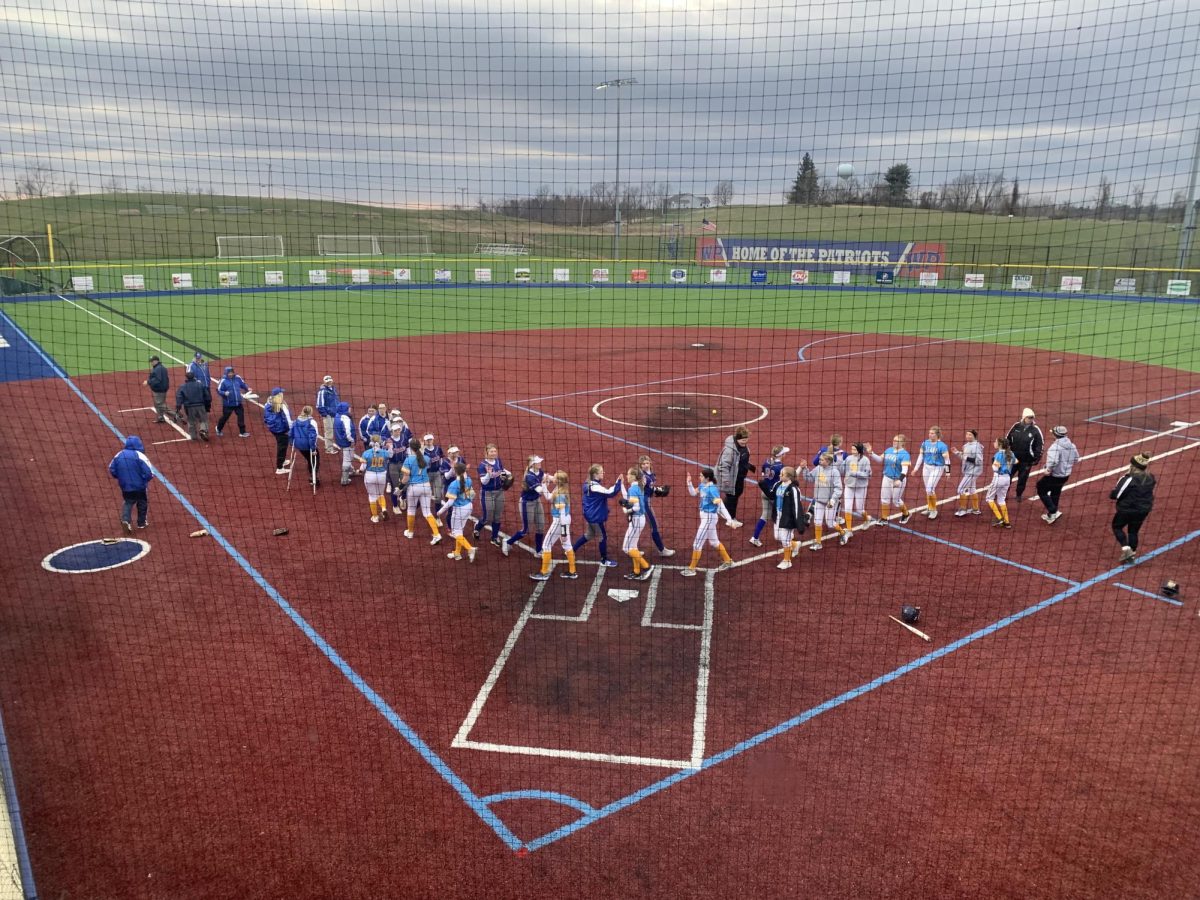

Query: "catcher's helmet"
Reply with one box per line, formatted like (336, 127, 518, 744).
(900, 604, 921, 624)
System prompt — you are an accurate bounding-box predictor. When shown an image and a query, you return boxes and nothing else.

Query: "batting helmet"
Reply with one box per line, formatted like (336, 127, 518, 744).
(900, 605, 921, 624)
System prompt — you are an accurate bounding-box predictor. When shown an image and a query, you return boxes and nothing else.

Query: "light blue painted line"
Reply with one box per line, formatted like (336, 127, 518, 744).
(1115, 582, 1184, 607)
(481, 790, 598, 815)
(0, 704, 37, 899)
(506, 401, 707, 468)
(525, 523, 1200, 852)
(1086, 387, 1200, 422)
(887, 523, 1078, 585)
(0, 308, 523, 853)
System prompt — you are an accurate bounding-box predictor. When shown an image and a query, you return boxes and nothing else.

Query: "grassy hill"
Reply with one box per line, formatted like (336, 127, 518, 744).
(1, 192, 1194, 271)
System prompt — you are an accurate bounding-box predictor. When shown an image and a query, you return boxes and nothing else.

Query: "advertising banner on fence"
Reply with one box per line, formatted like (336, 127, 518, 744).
(875, 271, 894, 285)
(553, 268, 571, 282)
(514, 268, 531, 283)
(1167, 279, 1192, 297)
(709, 268, 727, 283)
(309, 270, 328, 285)
(123, 274, 145, 290)
(630, 269, 649, 283)
(750, 269, 768, 284)
(697, 237, 944, 274)
(1060, 276, 1083, 292)
(670, 268, 687, 283)
(71, 276, 94, 292)
(964, 273, 985, 289)
(474, 268, 492, 283)
(919, 272, 939, 287)
(1114, 278, 1137, 293)
(833, 270, 851, 285)
(790, 270, 809, 285)
(219, 272, 238, 287)
(264, 271, 283, 286)
(171, 273, 193, 289)
(592, 268, 610, 283)
(392, 268, 410, 282)
(1012, 274, 1032, 290)
(434, 269, 452, 283)
(351, 269, 370, 284)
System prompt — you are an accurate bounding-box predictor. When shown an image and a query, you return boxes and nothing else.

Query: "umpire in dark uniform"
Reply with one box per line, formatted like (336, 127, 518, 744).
(175, 371, 211, 441)
(1006, 407, 1044, 500)
(143, 355, 177, 424)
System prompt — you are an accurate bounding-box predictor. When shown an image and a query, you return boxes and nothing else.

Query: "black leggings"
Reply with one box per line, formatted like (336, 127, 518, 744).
(273, 431, 290, 469)
(1112, 511, 1149, 550)
(218, 404, 246, 434)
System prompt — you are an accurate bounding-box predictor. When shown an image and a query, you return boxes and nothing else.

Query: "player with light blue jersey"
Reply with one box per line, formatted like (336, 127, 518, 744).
(400, 438, 442, 545)
(867, 434, 913, 525)
(437, 462, 477, 561)
(985, 437, 1015, 528)
(530, 470, 578, 581)
(620, 467, 653, 581)
(910, 425, 950, 519)
(680, 467, 741, 576)
(359, 434, 391, 522)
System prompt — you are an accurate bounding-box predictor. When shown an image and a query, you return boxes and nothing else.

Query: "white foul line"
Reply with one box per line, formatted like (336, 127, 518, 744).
(690, 572, 716, 768)
(529, 566, 605, 622)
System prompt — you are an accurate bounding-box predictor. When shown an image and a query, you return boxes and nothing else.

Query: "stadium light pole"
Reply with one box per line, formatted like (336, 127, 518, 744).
(595, 77, 637, 261)
(1176, 124, 1200, 279)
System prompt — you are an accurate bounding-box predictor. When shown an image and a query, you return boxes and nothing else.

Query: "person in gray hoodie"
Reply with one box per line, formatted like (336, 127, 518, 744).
(1036, 425, 1080, 524)
(715, 426, 753, 518)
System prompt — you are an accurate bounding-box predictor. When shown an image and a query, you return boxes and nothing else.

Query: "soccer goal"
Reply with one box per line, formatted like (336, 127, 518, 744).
(215, 235, 285, 258)
(317, 234, 433, 256)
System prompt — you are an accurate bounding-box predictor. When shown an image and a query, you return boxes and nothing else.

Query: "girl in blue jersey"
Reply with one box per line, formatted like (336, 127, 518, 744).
(621, 466, 653, 581)
(531, 471, 578, 580)
(401, 438, 442, 545)
(750, 445, 788, 547)
(986, 437, 1015, 528)
(867, 435, 912, 525)
(911, 425, 950, 519)
(681, 467, 741, 576)
(358, 434, 391, 522)
(637, 456, 675, 557)
(437, 462, 477, 561)
(505, 455, 546, 556)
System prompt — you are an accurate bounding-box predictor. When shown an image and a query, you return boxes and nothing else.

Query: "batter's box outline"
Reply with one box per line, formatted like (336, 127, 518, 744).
(452, 565, 715, 770)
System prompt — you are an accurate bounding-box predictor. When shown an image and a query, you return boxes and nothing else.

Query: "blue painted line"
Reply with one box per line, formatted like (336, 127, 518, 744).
(0, 308, 524, 853)
(1085, 387, 1200, 422)
(524, 523, 1200, 852)
(506, 401, 707, 469)
(0, 704, 37, 899)
(7, 281, 1200, 304)
(1114, 582, 1184, 607)
(481, 790, 598, 815)
(887, 523, 1078, 584)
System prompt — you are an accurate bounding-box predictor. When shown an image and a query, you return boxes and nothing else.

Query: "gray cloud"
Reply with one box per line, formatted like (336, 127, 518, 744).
(1, 0, 1197, 207)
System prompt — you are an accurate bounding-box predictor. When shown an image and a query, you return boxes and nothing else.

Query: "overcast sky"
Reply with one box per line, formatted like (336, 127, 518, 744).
(2, 0, 1198, 207)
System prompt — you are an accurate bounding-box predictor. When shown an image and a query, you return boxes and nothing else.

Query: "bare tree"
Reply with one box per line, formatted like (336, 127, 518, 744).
(1129, 183, 1145, 219)
(1095, 178, 1114, 218)
(939, 171, 1008, 213)
(15, 165, 54, 198)
(713, 180, 734, 206)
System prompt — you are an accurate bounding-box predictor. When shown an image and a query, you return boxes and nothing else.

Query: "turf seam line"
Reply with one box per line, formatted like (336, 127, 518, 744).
(0, 307, 524, 853)
(86, 296, 221, 360)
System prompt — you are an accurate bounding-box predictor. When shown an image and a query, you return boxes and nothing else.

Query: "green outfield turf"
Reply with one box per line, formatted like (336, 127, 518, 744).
(4, 286, 1198, 378)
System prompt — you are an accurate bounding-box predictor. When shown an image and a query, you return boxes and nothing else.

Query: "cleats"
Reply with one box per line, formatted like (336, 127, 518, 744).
(928, 509, 938, 520)
(600, 559, 618, 567)
(501, 537, 510, 556)
(809, 542, 822, 551)
(748, 537, 763, 547)
(560, 571, 579, 580)
(430, 534, 443, 546)
(716, 561, 733, 572)
(447, 552, 462, 560)
(1120, 546, 1135, 563)
(776, 560, 792, 570)
(468, 547, 477, 563)
(955, 509, 970, 517)
(660, 548, 676, 557)
(403, 530, 414, 539)
(728, 519, 743, 529)
(635, 566, 654, 581)
(679, 568, 698, 577)
(370, 515, 380, 524)
(898, 512, 911, 525)
(529, 572, 550, 581)
(839, 531, 851, 546)
(1048, 511, 1062, 524)
(120, 519, 132, 535)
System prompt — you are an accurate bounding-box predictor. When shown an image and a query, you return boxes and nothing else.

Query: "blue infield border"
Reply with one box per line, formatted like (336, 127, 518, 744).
(2, 303, 1197, 857)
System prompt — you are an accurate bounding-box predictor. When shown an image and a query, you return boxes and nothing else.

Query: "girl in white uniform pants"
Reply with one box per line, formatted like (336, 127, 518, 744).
(952, 429, 986, 516)
(531, 471, 578, 580)
(437, 461, 477, 561)
(804, 454, 849, 548)
(401, 437, 442, 545)
(910, 425, 950, 519)
(841, 443, 873, 530)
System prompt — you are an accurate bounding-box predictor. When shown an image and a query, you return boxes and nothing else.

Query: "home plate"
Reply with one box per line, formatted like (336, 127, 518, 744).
(1170, 421, 1193, 427)
(607, 589, 639, 602)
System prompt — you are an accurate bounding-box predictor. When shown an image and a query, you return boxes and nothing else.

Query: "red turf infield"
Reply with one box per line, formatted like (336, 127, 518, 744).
(1, 327, 1199, 897)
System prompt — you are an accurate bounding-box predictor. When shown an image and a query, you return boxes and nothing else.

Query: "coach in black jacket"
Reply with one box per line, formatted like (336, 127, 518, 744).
(1006, 407, 1044, 500)
(175, 371, 211, 442)
(143, 355, 177, 424)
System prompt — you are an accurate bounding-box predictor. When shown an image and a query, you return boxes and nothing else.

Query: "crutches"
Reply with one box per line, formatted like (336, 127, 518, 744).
(285, 443, 297, 491)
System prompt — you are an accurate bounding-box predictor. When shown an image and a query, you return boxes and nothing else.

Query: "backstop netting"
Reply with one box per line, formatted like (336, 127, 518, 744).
(1, 1, 1198, 897)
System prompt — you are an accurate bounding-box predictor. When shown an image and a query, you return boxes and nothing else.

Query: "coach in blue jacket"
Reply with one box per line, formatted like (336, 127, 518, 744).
(109, 435, 155, 533)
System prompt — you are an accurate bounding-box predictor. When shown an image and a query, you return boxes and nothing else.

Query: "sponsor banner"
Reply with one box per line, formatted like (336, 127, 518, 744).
(1011, 274, 1033, 290)
(630, 268, 649, 283)
(670, 268, 687, 283)
(1060, 275, 1083, 292)
(309, 269, 328, 284)
(434, 269, 452, 283)
(351, 269, 370, 284)
(123, 274, 146, 290)
(750, 269, 768, 284)
(71, 276, 94, 292)
(474, 268, 492, 283)
(1113, 277, 1137, 293)
(919, 272, 939, 287)
(708, 268, 727, 283)
(696, 237, 944, 274)
(832, 270, 851, 285)
(171, 273, 193, 289)
(553, 268, 570, 282)
(392, 268, 411, 282)
(218, 271, 238, 287)
(790, 269, 809, 285)
(264, 271, 283, 286)
(875, 270, 894, 285)
(1167, 279, 1192, 297)
(591, 268, 610, 283)
(514, 268, 531, 282)
(964, 273, 985, 289)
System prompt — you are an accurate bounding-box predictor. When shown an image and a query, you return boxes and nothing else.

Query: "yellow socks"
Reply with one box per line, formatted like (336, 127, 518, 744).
(927, 494, 936, 511)
(718, 544, 732, 564)
(566, 550, 577, 575)
(971, 493, 980, 511)
(425, 515, 440, 536)
(540, 551, 552, 575)
(1000, 504, 1010, 524)
(881, 503, 890, 519)
(814, 526, 823, 543)
(988, 500, 1001, 520)
(689, 549, 702, 570)
(783, 545, 793, 562)
(629, 550, 646, 573)
(456, 535, 473, 555)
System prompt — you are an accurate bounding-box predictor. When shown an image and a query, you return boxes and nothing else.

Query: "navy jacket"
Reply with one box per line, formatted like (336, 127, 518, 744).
(176, 379, 210, 410)
(147, 363, 169, 393)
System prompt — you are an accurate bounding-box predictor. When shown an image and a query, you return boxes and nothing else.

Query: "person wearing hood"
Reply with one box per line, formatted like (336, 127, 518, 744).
(186, 352, 211, 388)
(142, 356, 178, 425)
(263, 388, 294, 474)
(109, 435, 154, 534)
(175, 370, 211, 442)
(316, 375, 340, 454)
(1036, 425, 1080, 524)
(715, 426, 754, 518)
(333, 402, 357, 485)
(216, 365, 251, 437)
(290, 405, 321, 488)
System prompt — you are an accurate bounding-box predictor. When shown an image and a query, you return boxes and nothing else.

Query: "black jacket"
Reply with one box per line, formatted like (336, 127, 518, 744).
(773, 481, 806, 531)
(1110, 471, 1155, 515)
(175, 379, 211, 410)
(146, 362, 169, 393)
(1006, 421, 1044, 464)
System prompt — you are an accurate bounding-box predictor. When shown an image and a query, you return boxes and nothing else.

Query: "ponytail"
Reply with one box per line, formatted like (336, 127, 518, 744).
(455, 460, 467, 494)
(409, 438, 426, 470)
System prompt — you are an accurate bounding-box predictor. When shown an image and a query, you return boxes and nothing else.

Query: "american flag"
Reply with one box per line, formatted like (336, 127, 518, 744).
(701, 218, 717, 232)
